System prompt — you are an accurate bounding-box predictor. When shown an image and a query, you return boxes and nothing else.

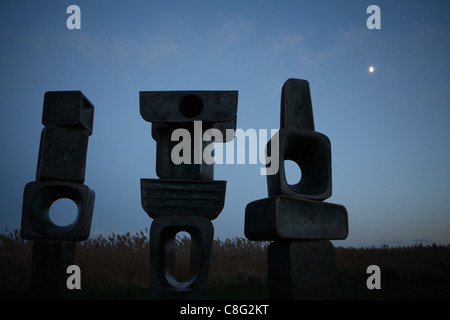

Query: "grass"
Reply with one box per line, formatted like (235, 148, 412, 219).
(1, 229, 449, 299)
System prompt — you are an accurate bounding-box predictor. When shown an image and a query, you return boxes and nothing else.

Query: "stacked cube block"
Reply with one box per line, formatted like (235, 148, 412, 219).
(20, 91, 95, 298)
(245, 79, 348, 299)
(21, 91, 95, 241)
(139, 90, 238, 299)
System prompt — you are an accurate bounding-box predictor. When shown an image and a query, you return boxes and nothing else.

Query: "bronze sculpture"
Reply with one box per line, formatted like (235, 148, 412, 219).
(21, 91, 95, 299)
(245, 79, 348, 299)
(139, 90, 238, 299)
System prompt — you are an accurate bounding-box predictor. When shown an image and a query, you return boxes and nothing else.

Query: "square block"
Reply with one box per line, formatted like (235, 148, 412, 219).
(21, 180, 95, 241)
(150, 216, 213, 299)
(36, 126, 90, 183)
(266, 128, 332, 200)
(245, 195, 348, 240)
(268, 240, 338, 300)
(140, 90, 238, 123)
(280, 78, 315, 131)
(141, 179, 226, 220)
(42, 91, 94, 134)
(154, 125, 214, 180)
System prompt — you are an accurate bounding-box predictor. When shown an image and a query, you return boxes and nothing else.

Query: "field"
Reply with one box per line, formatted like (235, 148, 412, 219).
(1, 229, 449, 300)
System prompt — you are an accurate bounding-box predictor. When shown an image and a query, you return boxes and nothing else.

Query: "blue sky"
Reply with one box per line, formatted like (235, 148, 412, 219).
(0, 0, 449, 247)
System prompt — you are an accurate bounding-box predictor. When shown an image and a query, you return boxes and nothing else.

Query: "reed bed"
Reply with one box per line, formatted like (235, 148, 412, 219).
(1, 229, 449, 298)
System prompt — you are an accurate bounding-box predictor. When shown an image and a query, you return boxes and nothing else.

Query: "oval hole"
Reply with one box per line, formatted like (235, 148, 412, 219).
(284, 160, 302, 186)
(174, 231, 192, 284)
(179, 94, 203, 118)
(49, 198, 78, 227)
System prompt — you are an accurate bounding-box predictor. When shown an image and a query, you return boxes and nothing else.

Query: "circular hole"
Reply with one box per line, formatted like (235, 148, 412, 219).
(284, 160, 302, 186)
(179, 94, 203, 118)
(49, 198, 78, 227)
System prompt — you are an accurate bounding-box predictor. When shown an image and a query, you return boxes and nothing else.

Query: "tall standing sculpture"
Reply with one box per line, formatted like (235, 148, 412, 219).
(245, 79, 348, 299)
(21, 91, 95, 299)
(139, 90, 238, 299)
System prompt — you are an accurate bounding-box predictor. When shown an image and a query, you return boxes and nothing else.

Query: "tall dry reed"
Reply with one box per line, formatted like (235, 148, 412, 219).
(1, 229, 450, 297)
(0, 229, 32, 293)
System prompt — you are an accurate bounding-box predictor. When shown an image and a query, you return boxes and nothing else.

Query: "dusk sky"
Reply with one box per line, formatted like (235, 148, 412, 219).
(1, 0, 449, 247)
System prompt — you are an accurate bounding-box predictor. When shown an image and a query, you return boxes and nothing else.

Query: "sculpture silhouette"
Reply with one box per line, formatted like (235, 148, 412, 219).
(139, 90, 238, 299)
(21, 91, 95, 299)
(245, 79, 348, 299)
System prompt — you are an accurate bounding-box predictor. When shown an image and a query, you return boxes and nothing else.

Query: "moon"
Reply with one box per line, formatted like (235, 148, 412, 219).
(369, 66, 375, 73)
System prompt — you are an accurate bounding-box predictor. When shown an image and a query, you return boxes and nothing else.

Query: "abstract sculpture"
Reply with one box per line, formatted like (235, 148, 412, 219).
(21, 91, 95, 299)
(245, 79, 348, 299)
(139, 90, 238, 299)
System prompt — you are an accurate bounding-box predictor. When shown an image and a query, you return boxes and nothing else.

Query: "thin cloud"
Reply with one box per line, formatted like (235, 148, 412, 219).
(375, 238, 403, 246)
(68, 32, 181, 67)
(411, 237, 433, 244)
(206, 14, 255, 52)
(297, 27, 370, 66)
(214, 14, 254, 43)
(266, 33, 304, 55)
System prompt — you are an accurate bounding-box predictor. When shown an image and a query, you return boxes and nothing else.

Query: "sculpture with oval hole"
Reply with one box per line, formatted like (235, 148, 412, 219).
(139, 89, 238, 299)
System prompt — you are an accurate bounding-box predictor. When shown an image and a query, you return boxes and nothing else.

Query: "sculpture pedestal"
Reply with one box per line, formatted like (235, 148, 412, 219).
(30, 241, 76, 299)
(268, 240, 338, 300)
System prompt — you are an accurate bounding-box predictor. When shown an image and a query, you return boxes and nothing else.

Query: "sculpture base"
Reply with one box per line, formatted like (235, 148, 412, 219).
(268, 240, 338, 300)
(30, 240, 76, 299)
